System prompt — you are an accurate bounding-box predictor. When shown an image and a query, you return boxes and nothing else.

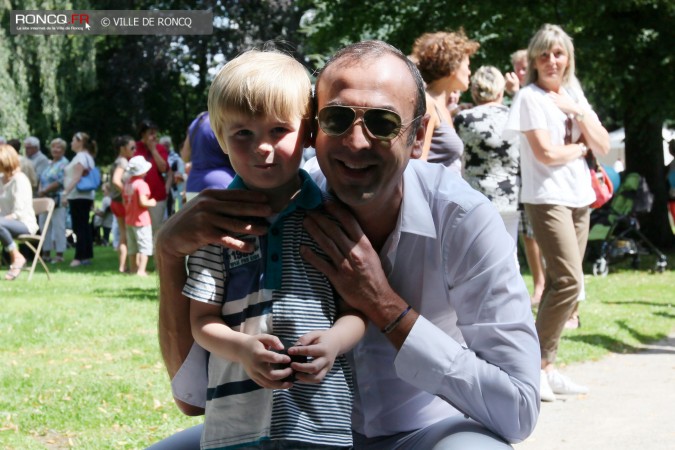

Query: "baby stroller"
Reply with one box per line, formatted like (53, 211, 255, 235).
(586, 172, 668, 276)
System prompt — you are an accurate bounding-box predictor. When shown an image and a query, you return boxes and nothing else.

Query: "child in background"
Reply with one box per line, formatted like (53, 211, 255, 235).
(92, 183, 113, 246)
(123, 156, 156, 276)
(160, 135, 186, 215)
(182, 50, 366, 449)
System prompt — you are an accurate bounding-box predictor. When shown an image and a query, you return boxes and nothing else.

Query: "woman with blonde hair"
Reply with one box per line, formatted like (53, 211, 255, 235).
(411, 29, 480, 172)
(61, 131, 98, 267)
(505, 24, 610, 402)
(0, 144, 38, 280)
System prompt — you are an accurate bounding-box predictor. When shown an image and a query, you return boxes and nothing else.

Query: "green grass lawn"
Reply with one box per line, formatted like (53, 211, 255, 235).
(1, 245, 674, 448)
(0, 246, 201, 449)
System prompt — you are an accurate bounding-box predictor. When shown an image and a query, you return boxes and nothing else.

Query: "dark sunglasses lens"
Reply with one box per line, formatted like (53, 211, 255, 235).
(319, 107, 356, 135)
(364, 109, 402, 139)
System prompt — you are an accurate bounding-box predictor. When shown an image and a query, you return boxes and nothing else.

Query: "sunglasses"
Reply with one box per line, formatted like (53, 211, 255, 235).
(317, 105, 418, 141)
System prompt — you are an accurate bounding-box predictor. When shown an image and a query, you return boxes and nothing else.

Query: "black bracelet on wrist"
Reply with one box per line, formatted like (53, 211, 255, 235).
(381, 305, 413, 334)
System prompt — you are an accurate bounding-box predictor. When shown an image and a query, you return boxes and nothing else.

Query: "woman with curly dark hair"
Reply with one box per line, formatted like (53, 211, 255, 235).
(411, 29, 479, 173)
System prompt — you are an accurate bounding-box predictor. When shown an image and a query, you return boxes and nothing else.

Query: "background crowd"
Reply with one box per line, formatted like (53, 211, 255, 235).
(0, 119, 236, 278)
(1, 23, 674, 449)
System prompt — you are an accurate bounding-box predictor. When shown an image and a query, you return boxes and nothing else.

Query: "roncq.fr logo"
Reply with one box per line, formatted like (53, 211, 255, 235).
(15, 13, 91, 29)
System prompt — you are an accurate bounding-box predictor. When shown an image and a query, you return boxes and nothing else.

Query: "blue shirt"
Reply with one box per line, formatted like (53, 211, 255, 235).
(39, 157, 69, 200)
(185, 112, 236, 193)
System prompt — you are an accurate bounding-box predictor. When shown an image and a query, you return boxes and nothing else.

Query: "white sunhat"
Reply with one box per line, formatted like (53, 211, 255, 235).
(127, 155, 153, 176)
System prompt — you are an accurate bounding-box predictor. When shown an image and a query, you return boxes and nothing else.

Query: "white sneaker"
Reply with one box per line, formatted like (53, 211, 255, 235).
(540, 370, 556, 402)
(547, 369, 589, 395)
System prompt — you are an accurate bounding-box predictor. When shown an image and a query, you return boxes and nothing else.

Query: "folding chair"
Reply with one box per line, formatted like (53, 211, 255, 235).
(16, 197, 55, 281)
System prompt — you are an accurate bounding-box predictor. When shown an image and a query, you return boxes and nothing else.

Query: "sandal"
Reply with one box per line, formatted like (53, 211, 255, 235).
(5, 260, 26, 281)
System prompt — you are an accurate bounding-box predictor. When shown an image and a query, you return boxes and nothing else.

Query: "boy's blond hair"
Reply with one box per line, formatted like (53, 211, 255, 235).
(208, 50, 313, 151)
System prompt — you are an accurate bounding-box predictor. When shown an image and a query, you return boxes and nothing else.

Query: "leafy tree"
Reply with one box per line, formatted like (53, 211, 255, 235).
(301, 0, 675, 247)
(76, 0, 312, 163)
(2, 0, 312, 164)
(0, 0, 96, 144)
(581, 1, 675, 246)
(8, 0, 670, 248)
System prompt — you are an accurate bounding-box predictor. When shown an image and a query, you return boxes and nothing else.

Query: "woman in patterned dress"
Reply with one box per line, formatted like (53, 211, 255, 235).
(455, 66, 520, 242)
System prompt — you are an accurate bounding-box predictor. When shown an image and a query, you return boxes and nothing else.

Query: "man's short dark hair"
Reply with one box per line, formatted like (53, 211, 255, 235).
(138, 119, 159, 137)
(7, 139, 21, 152)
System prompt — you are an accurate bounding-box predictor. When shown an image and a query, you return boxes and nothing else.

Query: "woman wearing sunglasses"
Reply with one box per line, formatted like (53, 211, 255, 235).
(411, 29, 480, 173)
(61, 131, 98, 267)
(505, 24, 610, 402)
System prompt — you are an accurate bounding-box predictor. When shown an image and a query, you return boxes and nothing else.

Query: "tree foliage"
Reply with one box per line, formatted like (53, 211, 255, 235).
(1, 0, 96, 140)
(2, 1, 672, 244)
(301, 0, 675, 246)
(1, 0, 310, 164)
(80, 0, 311, 162)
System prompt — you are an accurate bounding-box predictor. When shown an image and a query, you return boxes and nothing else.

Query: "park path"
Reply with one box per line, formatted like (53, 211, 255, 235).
(514, 333, 675, 449)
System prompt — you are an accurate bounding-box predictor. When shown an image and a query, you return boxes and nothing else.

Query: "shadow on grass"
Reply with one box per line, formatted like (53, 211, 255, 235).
(564, 320, 673, 355)
(603, 300, 673, 307)
(38, 244, 160, 276)
(564, 334, 643, 354)
(46, 263, 158, 276)
(615, 319, 670, 345)
(94, 286, 158, 302)
(653, 311, 675, 320)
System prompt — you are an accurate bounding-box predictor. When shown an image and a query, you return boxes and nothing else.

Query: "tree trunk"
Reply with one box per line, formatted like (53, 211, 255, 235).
(624, 110, 674, 249)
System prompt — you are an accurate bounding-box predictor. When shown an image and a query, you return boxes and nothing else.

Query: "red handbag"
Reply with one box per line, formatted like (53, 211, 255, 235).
(564, 116, 613, 209)
(586, 153, 613, 209)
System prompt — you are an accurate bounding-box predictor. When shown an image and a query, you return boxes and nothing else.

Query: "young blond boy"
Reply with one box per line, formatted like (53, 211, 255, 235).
(181, 50, 366, 449)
